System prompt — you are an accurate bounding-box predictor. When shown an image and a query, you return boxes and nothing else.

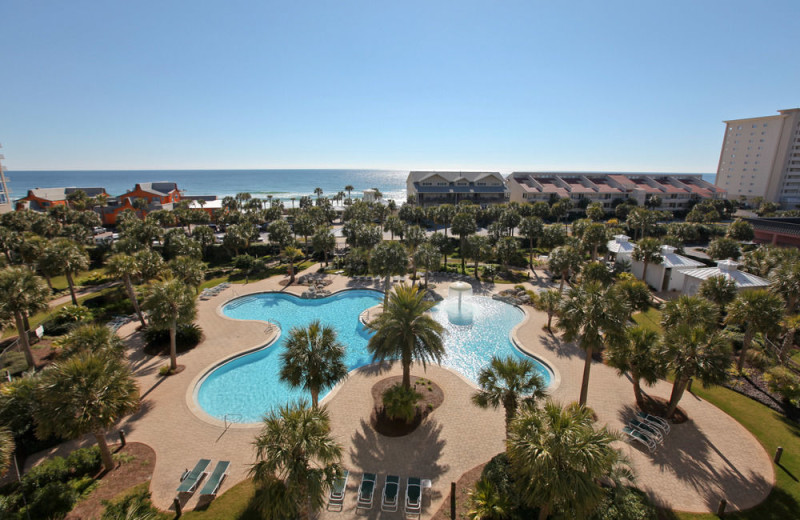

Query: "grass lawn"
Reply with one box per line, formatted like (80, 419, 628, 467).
(633, 306, 663, 334)
(182, 480, 260, 520)
(49, 267, 108, 291)
(673, 385, 800, 519)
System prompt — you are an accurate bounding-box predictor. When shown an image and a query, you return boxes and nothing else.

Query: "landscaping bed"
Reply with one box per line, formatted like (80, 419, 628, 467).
(370, 376, 444, 437)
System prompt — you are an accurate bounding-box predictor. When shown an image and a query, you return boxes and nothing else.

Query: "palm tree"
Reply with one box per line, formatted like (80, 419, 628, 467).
(311, 227, 336, 266)
(414, 242, 441, 288)
(143, 278, 197, 371)
(57, 323, 125, 358)
(605, 326, 666, 408)
(769, 261, 800, 313)
(280, 321, 348, 408)
(698, 274, 738, 318)
(631, 237, 662, 285)
(661, 294, 719, 331)
(35, 352, 139, 472)
(472, 356, 547, 434)
(559, 281, 629, 406)
(314, 187, 323, 200)
(403, 225, 427, 282)
(780, 314, 800, 363)
(662, 324, 731, 419)
(0, 267, 50, 368)
(47, 238, 90, 306)
(344, 185, 354, 202)
(508, 401, 633, 520)
(580, 222, 607, 262)
(284, 246, 304, 284)
(106, 253, 147, 327)
(452, 212, 477, 274)
(726, 289, 784, 372)
(369, 241, 408, 305)
(365, 284, 445, 389)
(168, 256, 206, 289)
(547, 246, 581, 292)
(534, 289, 562, 331)
(519, 216, 544, 268)
(250, 401, 342, 520)
(466, 234, 492, 281)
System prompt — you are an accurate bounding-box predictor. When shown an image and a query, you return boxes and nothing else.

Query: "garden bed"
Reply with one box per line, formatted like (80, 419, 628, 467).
(370, 376, 444, 437)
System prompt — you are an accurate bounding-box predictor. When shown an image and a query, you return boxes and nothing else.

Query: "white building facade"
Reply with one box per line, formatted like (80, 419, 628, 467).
(630, 245, 705, 292)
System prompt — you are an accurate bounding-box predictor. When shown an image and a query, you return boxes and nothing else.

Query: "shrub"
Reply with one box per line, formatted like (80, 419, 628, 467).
(382, 384, 421, 423)
(765, 366, 800, 407)
(69, 475, 98, 497)
(66, 446, 102, 477)
(21, 456, 70, 496)
(589, 487, 657, 520)
(144, 323, 203, 352)
(24, 480, 77, 519)
(101, 484, 163, 520)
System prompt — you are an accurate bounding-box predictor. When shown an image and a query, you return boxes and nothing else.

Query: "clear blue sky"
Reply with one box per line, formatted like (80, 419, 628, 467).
(1, 0, 798, 172)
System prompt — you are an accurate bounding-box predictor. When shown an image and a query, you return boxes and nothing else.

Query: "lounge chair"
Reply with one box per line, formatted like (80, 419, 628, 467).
(356, 473, 377, 510)
(327, 469, 349, 511)
(630, 419, 663, 443)
(177, 459, 211, 494)
(623, 427, 656, 452)
(405, 477, 422, 516)
(636, 412, 671, 434)
(382, 475, 400, 512)
(199, 461, 230, 496)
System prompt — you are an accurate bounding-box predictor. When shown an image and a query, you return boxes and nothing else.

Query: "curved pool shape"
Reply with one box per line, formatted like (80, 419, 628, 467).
(197, 289, 552, 423)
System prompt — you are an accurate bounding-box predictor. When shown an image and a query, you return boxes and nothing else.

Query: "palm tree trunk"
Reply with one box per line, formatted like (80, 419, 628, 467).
(529, 238, 534, 268)
(311, 389, 319, 409)
(460, 238, 466, 274)
(66, 270, 78, 306)
(592, 245, 598, 262)
(737, 327, 754, 372)
(632, 375, 644, 408)
(14, 312, 34, 369)
(124, 275, 147, 328)
(538, 502, 551, 520)
(559, 271, 566, 293)
(781, 328, 795, 363)
(402, 355, 412, 390)
(169, 319, 178, 371)
(666, 376, 689, 419)
(474, 258, 480, 280)
(384, 275, 391, 306)
(503, 395, 517, 434)
(547, 312, 553, 330)
(94, 431, 115, 472)
(641, 261, 649, 285)
(44, 274, 53, 290)
(579, 347, 593, 406)
(289, 262, 295, 284)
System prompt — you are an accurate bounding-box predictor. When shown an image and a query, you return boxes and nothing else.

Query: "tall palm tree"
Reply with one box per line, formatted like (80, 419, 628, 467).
(534, 289, 562, 331)
(365, 284, 445, 389)
(769, 261, 800, 313)
(35, 352, 139, 472)
(466, 234, 492, 281)
(414, 242, 441, 288)
(403, 225, 427, 282)
(47, 238, 90, 306)
(311, 227, 336, 266)
(0, 267, 50, 368)
(168, 256, 206, 289)
(280, 321, 348, 408)
(547, 246, 581, 293)
(369, 241, 408, 305)
(452, 212, 477, 274)
(605, 326, 666, 408)
(472, 356, 547, 434)
(507, 401, 633, 520)
(519, 216, 544, 268)
(580, 222, 607, 262)
(314, 187, 323, 200)
(661, 294, 719, 331)
(344, 185, 354, 202)
(780, 314, 800, 362)
(559, 281, 629, 406)
(143, 278, 197, 371)
(631, 237, 662, 285)
(106, 253, 147, 327)
(250, 401, 342, 520)
(726, 289, 784, 372)
(662, 324, 731, 419)
(284, 246, 304, 284)
(698, 274, 738, 318)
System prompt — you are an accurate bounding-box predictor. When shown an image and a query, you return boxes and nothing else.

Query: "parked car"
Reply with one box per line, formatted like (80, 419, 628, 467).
(92, 226, 107, 235)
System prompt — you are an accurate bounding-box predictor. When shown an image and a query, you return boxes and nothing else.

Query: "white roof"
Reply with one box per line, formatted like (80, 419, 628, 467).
(681, 265, 770, 289)
(188, 199, 223, 210)
(661, 253, 705, 269)
(607, 238, 634, 254)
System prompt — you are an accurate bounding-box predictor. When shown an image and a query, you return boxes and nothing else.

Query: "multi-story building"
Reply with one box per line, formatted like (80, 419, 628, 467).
(16, 187, 108, 211)
(715, 108, 800, 206)
(507, 172, 724, 211)
(0, 144, 12, 214)
(407, 171, 508, 207)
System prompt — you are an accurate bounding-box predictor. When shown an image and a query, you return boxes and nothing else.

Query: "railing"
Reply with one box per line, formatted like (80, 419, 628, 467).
(223, 413, 243, 430)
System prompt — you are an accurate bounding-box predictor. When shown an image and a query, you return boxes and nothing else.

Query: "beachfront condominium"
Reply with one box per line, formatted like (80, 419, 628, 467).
(0, 144, 11, 214)
(406, 171, 508, 207)
(715, 108, 800, 206)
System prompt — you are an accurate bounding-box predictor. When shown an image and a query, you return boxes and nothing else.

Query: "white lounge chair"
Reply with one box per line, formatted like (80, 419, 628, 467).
(381, 475, 400, 512)
(356, 473, 377, 511)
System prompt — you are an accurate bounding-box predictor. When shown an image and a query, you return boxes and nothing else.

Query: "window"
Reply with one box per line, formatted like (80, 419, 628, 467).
(752, 124, 757, 128)
(738, 125, 742, 130)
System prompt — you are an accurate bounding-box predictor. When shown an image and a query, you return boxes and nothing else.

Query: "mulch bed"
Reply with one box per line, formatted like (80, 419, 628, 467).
(640, 395, 689, 424)
(370, 376, 444, 437)
(724, 367, 800, 419)
(430, 461, 486, 520)
(66, 442, 156, 520)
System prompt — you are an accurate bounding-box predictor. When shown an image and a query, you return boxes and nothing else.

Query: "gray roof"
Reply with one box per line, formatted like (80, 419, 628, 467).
(27, 187, 106, 200)
(661, 253, 705, 269)
(408, 171, 505, 183)
(136, 182, 178, 196)
(681, 266, 770, 289)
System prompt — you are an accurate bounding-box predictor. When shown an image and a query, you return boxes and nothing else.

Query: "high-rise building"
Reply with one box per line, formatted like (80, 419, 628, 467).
(0, 144, 12, 214)
(715, 108, 800, 206)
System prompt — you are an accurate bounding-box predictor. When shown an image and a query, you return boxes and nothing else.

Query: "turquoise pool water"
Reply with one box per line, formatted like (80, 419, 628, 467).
(196, 289, 552, 423)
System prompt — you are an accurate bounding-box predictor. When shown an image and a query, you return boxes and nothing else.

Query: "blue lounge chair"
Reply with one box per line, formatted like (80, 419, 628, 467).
(356, 473, 377, 511)
(630, 419, 663, 443)
(327, 469, 349, 511)
(177, 459, 211, 494)
(623, 427, 656, 452)
(405, 477, 422, 516)
(381, 475, 400, 512)
(636, 412, 671, 434)
(199, 460, 230, 497)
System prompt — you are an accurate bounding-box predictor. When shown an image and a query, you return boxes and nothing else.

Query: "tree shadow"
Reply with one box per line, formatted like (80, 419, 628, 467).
(538, 332, 582, 360)
(617, 403, 773, 512)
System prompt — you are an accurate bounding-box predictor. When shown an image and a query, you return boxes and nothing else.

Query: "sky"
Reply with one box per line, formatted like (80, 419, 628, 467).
(1, 0, 798, 172)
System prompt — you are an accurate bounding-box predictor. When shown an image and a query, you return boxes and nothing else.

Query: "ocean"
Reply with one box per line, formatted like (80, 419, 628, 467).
(4, 169, 717, 203)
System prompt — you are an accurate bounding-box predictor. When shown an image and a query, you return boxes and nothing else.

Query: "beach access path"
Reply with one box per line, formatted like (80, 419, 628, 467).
(26, 263, 773, 517)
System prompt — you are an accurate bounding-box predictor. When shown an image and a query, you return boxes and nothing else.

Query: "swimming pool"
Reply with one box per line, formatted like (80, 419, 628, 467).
(196, 289, 552, 423)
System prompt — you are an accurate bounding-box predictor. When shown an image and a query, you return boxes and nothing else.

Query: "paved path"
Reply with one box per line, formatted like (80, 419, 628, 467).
(26, 264, 775, 516)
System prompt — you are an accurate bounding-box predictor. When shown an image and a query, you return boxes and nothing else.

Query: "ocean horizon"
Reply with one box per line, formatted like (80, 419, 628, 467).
(5, 169, 717, 203)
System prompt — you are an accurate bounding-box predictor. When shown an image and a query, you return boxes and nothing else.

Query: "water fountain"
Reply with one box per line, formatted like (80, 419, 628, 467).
(446, 281, 474, 325)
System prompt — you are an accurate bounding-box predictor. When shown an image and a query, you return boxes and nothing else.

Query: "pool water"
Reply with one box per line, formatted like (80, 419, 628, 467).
(196, 289, 552, 423)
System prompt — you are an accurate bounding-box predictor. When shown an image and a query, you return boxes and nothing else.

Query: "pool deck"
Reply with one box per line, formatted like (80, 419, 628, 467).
(27, 264, 774, 516)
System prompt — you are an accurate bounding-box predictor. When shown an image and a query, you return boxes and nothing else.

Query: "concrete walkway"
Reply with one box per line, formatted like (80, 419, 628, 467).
(27, 264, 775, 516)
